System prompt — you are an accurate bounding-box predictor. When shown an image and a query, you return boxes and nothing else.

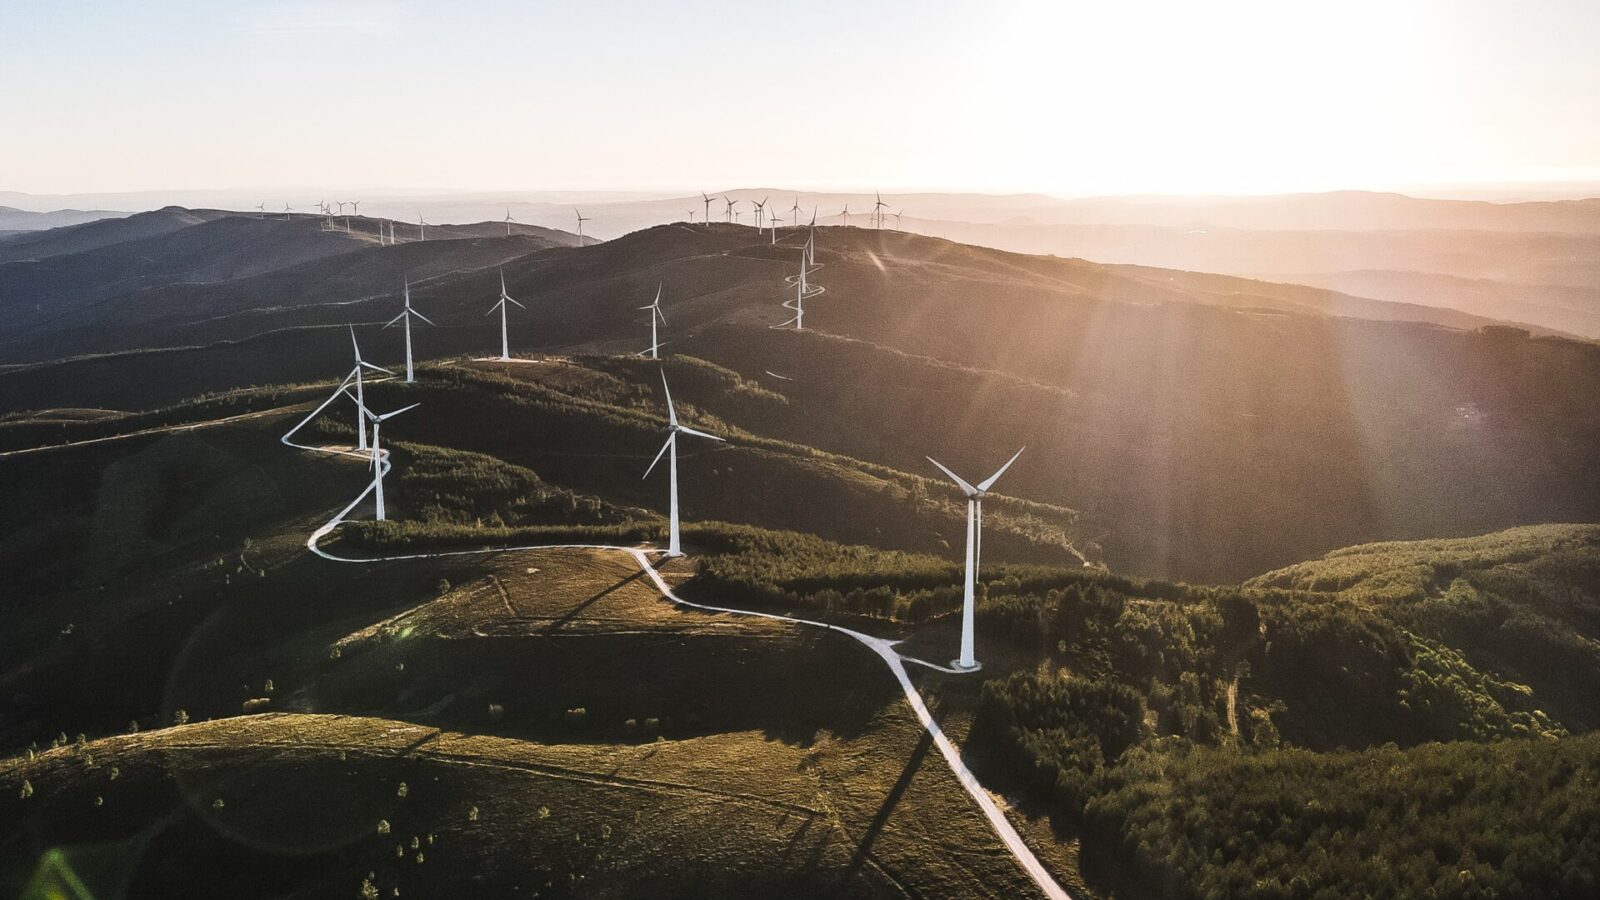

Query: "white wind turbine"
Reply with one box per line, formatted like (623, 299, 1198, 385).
(574, 207, 591, 243)
(503, 207, 516, 236)
(872, 192, 890, 228)
(350, 200, 361, 215)
(283, 203, 294, 220)
(346, 394, 420, 522)
(637, 283, 666, 359)
(789, 196, 802, 227)
(644, 370, 724, 557)
(838, 203, 850, 227)
(701, 192, 715, 226)
(723, 196, 737, 223)
(383, 279, 435, 383)
(256, 202, 267, 219)
(686, 208, 697, 224)
(417, 214, 428, 241)
(344, 325, 393, 451)
(925, 447, 1026, 670)
(486, 269, 525, 360)
(752, 196, 769, 229)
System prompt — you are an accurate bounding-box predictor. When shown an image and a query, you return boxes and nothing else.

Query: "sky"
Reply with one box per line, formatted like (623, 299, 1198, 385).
(3, 0, 1599, 198)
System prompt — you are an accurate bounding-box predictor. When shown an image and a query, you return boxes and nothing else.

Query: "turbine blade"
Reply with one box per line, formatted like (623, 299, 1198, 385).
(412, 309, 437, 326)
(660, 370, 677, 428)
(677, 425, 725, 442)
(360, 361, 394, 375)
(383, 312, 405, 328)
(643, 433, 674, 478)
(976, 447, 1026, 492)
(926, 456, 979, 496)
(507, 296, 525, 308)
(376, 402, 421, 422)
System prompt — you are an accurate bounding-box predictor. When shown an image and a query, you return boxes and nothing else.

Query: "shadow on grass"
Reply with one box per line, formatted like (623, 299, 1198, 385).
(541, 569, 648, 633)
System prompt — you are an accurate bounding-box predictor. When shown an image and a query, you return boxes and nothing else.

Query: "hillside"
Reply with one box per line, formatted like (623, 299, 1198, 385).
(1, 222, 1599, 583)
(0, 207, 233, 264)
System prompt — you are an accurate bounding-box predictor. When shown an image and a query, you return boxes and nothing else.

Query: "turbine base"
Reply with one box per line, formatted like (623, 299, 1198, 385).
(948, 659, 984, 673)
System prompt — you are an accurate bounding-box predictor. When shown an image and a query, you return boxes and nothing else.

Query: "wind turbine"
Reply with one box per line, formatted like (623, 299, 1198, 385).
(383, 279, 435, 383)
(789, 196, 802, 227)
(417, 214, 428, 241)
(752, 196, 769, 230)
(256, 202, 267, 219)
(346, 395, 419, 522)
(838, 203, 850, 227)
(344, 326, 393, 451)
(892, 209, 904, 230)
(644, 370, 724, 556)
(686, 209, 697, 224)
(574, 207, 591, 243)
(637, 283, 666, 359)
(486, 269, 525, 361)
(925, 447, 1026, 670)
(283, 203, 294, 221)
(350, 200, 361, 215)
(503, 207, 516, 236)
(872, 192, 890, 228)
(336, 201, 347, 216)
(723, 196, 736, 223)
(701, 192, 715, 226)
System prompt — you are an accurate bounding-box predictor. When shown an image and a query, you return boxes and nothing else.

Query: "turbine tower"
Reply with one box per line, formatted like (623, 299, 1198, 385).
(753, 196, 769, 230)
(686, 209, 697, 224)
(283, 203, 293, 221)
(723, 196, 736, 223)
(574, 207, 591, 243)
(789, 196, 802, 227)
(643, 370, 724, 556)
(418, 214, 428, 241)
(350, 200, 361, 215)
(345, 326, 393, 451)
(383, 279, 435, 383)
(925, 447, 1026, 670)
(872, 192, 890, 228)
(486, 269, 526, 361)
(838, 203, 850, 227)
(701, 192, 715, 226)
(638, 283, 666, 359)
(504, 207, 516, 236)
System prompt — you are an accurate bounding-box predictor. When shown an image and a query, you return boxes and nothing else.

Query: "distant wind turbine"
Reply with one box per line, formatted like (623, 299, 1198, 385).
(926, 448, 1026, 670)
(256, 202, 267, 219)
(283, 203, 293, 221)
(686, 209, 697, 224)
(336, 201, 346, 216)
(417, 214, 429, 241)
(644, 370, 724, 557)
(350, 200, 361, 215)
(752, 196, 769, 230)
(344, 326, 393, 451)
(892, 209, 904, 230)
(503, 207, 516, 236)
(872, 192, 890, 228)
(838, 203, 850, 227)
(723, 196, 737, 223)
(701, 192, 715, 226)
(574, 207, 591, 243)
(637, 283, 666, 359)
(486, 269, 526, 361)
(789, 196, 802, 227)
(383, 278, 436, 383)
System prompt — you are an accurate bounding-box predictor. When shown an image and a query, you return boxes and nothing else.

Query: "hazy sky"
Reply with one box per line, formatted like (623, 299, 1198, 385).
(4, 0, 1598, 197)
